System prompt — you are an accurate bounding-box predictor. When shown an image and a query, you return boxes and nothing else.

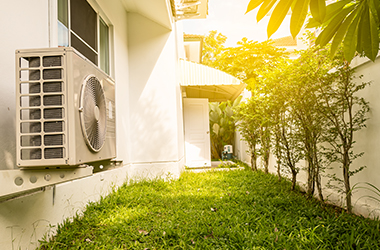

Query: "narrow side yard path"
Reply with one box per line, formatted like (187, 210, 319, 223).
(39, 169, 380, 249)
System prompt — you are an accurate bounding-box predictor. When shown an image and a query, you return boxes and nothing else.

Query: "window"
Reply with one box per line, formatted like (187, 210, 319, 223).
(57, 0, 110, 74)
(99, 18, 110, 74)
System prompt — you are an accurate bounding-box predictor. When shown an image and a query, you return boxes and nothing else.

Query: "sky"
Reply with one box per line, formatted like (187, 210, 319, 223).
(182, 0, 292, 47)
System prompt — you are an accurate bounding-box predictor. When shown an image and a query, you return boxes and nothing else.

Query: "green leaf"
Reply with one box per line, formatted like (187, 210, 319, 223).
(232, 95, 242, 107)
(324, 0, 352, 22)
(369, 0, 380, 23)
(310, 0, 326, 23)
(343, 13, 361, 61)
(330, 8, 359, 57)
(225, 106, 234, 117)
(212, 123, 220, 135)
(246, 0, 267, 14)
(210, 111, 220, 123)
(290, 0, 310, 37)
(267, 0, 294, 38)
(360, 5, 379, 61)
(316, 5, 355, 47)
(209, 102, 218, 113)
(257, 0, 278, 22)
(306, 16, 322, 28)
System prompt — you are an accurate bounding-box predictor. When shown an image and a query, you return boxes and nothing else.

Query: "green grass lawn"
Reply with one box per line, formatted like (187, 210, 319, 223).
(39, 169, 380, 249)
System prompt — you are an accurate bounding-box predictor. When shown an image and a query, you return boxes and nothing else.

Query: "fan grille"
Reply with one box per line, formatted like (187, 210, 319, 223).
(80, 75, 107, 152)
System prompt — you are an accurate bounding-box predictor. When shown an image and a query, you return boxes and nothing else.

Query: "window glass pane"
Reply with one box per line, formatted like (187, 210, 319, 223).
(99, 18, 109, 74)
(58, 21, 69, 47)
(58, 0, 68, 27)
(70, 0, 97, 51)
(58, 0, 68, 47)
(71, 33, 98, 65)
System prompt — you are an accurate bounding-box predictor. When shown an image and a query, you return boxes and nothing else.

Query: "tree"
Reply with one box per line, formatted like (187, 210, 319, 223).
(286, 46, 330, 200)
(246, 0, 380, 61)
(202, 31, 227, 66)
(234, 99, 261, 171)
(234, 93, 272, 173)
(316, 56, 370, 213)
(257, 59, 303, 190)
(202, 31, 287, 88)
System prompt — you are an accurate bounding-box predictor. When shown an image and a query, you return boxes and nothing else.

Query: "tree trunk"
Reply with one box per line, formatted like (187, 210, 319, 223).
(251, 147, 257, 171)
(343, 152, 352, 213)
(291, 169, 297, 191)
(316, 168, 324, 201)
(277, 163, 282, 181)
(264, 148, 270, 174)
(314, 143, 324, 201)
(306, 155, 315, 197)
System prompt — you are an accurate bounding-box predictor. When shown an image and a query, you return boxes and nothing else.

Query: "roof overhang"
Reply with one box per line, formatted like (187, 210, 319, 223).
(122, 0, 174, 30)
(179, 60, 246, 102)
(175, 0, 208, 20)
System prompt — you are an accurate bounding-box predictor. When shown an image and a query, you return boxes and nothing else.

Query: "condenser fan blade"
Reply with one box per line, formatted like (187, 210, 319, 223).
(79, 75, 107, 152)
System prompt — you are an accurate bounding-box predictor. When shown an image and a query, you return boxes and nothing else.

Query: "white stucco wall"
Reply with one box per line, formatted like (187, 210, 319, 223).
(0, 0, 185, 249)
(127, 13, 185, 171)
(234, 89, 252, 164)
(184, 41, 202, 63)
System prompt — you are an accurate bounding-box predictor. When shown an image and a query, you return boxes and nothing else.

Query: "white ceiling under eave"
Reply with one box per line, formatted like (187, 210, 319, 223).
(180, 59, 246, 102)
(121, 0, 173, 30)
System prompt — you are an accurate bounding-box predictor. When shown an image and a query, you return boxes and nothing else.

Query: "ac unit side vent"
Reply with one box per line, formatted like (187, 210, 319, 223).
(43, 69, 62, 80)
(17, 54, 66, 161)
(43, 95, 63, 106)
(21, 122, 41, 133)
(44, 148, 64, 159)
(44, 134, 64, 146)
(43, 82, 62, 92)
(44, 108, 64, 119)
(21, 135, 41, 147)
(43, 56, 62, 67)
(21, 148, 42, 160)
(44, 121, 64, 133)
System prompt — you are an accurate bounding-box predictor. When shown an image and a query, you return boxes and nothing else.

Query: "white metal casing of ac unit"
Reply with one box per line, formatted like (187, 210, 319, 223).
(15, 47, 116, 168)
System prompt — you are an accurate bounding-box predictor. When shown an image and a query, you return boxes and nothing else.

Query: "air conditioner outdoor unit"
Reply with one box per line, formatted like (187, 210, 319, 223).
(15, 47, 116, 168)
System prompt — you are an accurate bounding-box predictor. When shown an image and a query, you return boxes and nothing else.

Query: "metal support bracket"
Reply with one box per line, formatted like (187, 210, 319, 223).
(0, 166, 93, 201)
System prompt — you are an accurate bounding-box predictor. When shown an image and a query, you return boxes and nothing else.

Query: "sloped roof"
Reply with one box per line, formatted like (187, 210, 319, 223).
(272, 36, 297, 46)
(184, 34, 204, 39)
(179, 59, 245, 102)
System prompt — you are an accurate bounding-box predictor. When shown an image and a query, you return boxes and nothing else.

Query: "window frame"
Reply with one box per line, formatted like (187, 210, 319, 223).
(54, 0, 113, 77)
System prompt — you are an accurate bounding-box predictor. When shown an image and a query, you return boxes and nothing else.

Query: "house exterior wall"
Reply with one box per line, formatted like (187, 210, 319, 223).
(0, 0, 185, 249)
(126, 13, 185, 178)
(184, 41, 202, 63)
